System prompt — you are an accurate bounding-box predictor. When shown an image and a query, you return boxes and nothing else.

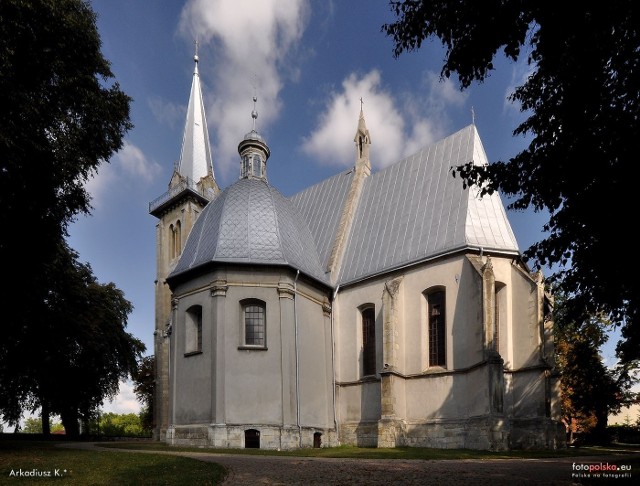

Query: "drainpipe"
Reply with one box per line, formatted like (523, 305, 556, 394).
(293, 270, 301, 447)
(167, 306, 176, 438)
(331, 284, 340, 444)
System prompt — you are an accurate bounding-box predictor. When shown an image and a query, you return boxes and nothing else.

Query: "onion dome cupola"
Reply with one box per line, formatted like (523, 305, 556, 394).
(238, 96, 270, 180)
(168, 97, 328, 287)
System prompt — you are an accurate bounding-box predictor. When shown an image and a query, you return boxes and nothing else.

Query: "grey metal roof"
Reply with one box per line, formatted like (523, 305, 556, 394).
(170, 178, 328, 284)
(289, 169, 354, 271)
(177, 58, 215, 183)
(289, 125, 519, 286)
(172, 124, 518, 289)
(336, 125, 519, 284)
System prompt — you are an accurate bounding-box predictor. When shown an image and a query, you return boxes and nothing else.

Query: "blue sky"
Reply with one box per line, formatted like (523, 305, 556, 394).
(64, 0, 618, 414)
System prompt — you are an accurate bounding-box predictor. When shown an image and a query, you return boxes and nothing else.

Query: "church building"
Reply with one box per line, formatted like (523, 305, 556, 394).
(149, 54, 565, 450)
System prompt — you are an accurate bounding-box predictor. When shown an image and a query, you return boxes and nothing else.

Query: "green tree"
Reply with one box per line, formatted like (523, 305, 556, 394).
(98, 412, 146, 437)
(37, 241, 145, 436)
(0, 0, 132, 429)
(22, 417, 64, 434)
(383, 1, 640, 362)
(554, 293, 633, 444)
(132, 356, 155, 433)
(22, 418, 44, 435)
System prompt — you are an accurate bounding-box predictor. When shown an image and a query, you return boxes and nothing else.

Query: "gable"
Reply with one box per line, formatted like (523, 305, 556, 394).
(291, 125, 520, 286)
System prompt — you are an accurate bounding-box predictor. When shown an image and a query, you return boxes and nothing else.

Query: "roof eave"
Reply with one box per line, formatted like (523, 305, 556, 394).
(337, 245, 521, 289)
(167, 259, 332, 291)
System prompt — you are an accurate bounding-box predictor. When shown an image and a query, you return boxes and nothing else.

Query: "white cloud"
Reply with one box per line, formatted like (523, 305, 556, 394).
(423, 71, 467, 111)
(85, 141, 162, 209)
(503, 56, 535, 114)
(101, 380, 141, 415)
(117, 141, 161, 183)
(85, 158, 118, 208)
(303, 70, 402, 168)
(179, 0, 309, 180)
(303, 69, 466, 169)
(402, 72, 467, 156)
(148, 96, 186, 129)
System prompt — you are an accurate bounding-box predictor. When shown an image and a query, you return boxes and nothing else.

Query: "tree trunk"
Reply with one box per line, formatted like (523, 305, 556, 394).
(592, 408, 610, 445)
(41, 400, 51, 436)
(60, 409, 80, 438)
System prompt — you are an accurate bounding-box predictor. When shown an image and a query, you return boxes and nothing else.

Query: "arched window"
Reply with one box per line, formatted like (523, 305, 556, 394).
(361, 306, 376, 376)
(169, 221, 182, 260)
(426, 290, 446, 367)
(169, 223, 175, 259)
(175, 220, 182, 256)
(252, 154, 262, 177)
(242, 155, 250, 178)
(185, 305, 202, 355)
(241, 299, 266, 348)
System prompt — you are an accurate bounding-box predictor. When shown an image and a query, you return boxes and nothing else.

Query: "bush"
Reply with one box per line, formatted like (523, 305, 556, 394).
(96, 412, 150, 437)
(608, 425, 640, 445)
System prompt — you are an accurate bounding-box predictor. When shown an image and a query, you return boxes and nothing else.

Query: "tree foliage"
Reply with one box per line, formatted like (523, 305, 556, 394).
(43, 242, 145, 435)
(1, 241, 145, 435)
(0, 0, 135, 432)
(554, 294, 628, 444)
(132, 355, 155, 432)
(97, 412, 149, 437)
(22, 417, 65, 435)
(384, 1, 640, 362)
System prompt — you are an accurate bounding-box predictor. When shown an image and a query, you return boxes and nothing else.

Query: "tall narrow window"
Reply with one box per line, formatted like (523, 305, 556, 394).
(242, 300, 266, 348)
(175, 220, 182, 255)
(169, 224, 176, 259)
(252, 154, 262, 177)
(362, 306, 376, 376)
(242, 155, 250, 178)
(185, 305, 202, 355)
(169, 221, 182, 259)
(428, 290, 446, 367)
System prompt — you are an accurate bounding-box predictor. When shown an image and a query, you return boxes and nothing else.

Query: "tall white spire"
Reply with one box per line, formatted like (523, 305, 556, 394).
(177, 44, 215, 183)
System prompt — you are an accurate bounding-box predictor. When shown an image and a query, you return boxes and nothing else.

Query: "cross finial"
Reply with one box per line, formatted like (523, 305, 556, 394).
(251, 96, 258, 131)
(360, 97, 364, 111)
(471, 106, 476, 125)
(251, 74, 258, 131)
(194, 39, 199, 63)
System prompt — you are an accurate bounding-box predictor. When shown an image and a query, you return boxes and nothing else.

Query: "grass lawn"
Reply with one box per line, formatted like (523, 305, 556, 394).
(0, 440, 226, 485)
(98, 440, 640, 460)
(2, 438, 638, 486)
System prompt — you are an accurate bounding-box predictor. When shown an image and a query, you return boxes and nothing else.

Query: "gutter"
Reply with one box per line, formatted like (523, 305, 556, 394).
(331, 284, 340, 444)
(293, 270, 301, 447)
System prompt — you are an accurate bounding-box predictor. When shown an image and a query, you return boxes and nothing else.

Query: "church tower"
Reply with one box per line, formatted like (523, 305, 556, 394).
(149, 49, 219, 440)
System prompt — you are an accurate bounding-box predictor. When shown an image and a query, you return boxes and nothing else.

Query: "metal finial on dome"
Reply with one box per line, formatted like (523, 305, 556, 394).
(238, 93, 270, 180)
(251, 95, 258, 131)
